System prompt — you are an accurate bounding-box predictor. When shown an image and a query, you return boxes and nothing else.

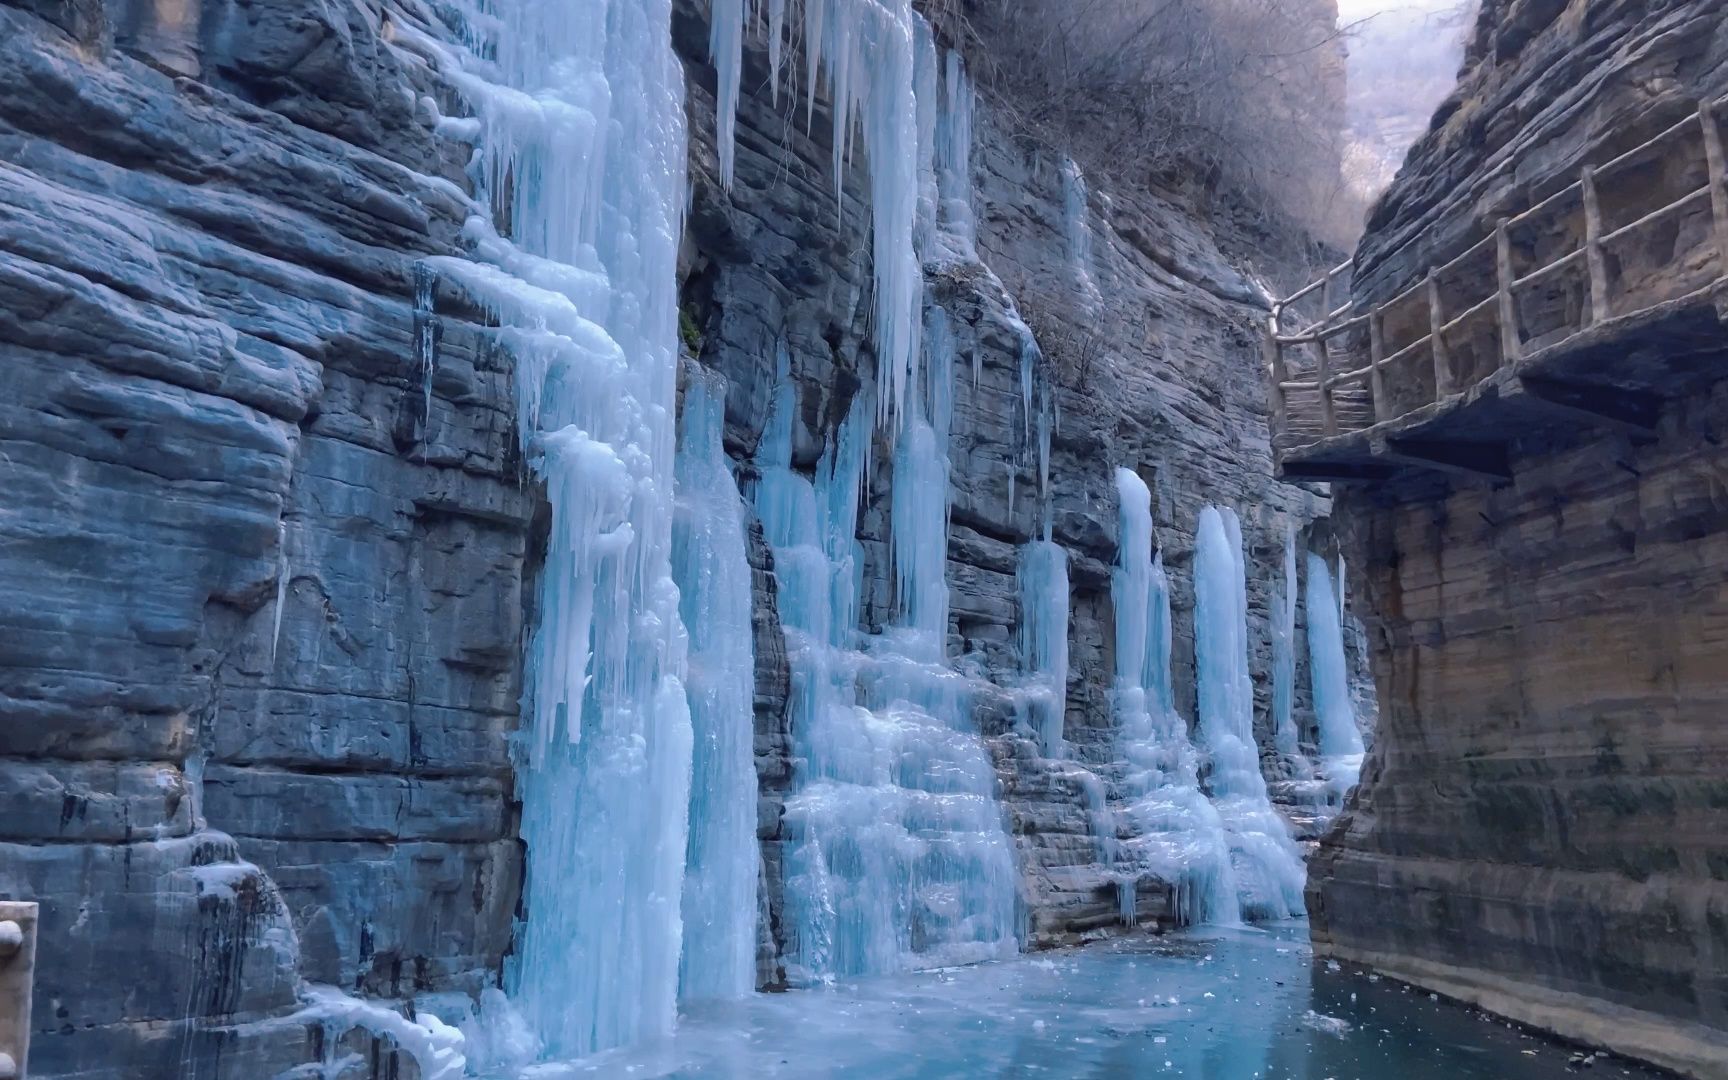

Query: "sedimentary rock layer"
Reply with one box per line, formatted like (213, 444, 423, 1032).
(1312, 6, 1728, 1076)
(0, 0, 527, 1072)
(1311, 378, 1728, 1078)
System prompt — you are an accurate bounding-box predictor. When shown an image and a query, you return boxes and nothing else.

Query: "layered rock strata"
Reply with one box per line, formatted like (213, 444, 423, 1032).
(0, 0, 528, 1073)
(1311, 3, 1728, 1076)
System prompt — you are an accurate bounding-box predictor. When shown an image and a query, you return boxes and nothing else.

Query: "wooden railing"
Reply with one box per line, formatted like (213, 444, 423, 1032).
(1267, 95, 1728, 452)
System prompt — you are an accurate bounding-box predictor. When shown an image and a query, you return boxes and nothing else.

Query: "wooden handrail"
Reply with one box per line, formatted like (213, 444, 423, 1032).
(1511, 245, 1586, 290)
(1266, 94, 1728, 453)
(1599, 184, 1711, 246)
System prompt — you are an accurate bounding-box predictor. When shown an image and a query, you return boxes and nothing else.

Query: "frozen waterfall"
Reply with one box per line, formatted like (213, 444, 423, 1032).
(1192, 507, 1307, 920)
(1018, 540, 1070, 758)
(760, 310, 1017, 985)
(1109, 471, 1236, 926)
(431, 0, 693, 1058)
(674, 370, 761, 1003)
(1305, 552, 1364, 809)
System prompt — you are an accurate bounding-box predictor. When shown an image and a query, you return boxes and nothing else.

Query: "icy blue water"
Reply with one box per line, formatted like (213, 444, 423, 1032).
(516, 925, 1661, 1080)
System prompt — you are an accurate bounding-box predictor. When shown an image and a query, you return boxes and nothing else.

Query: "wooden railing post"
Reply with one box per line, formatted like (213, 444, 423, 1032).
(1317, 274, 1338, 436)
(1700, 100, 1728, 274)
(1314, 336, 1337, 437)
(1427, 271, 1453, 398)
(1495, 218, 1521, 364)
(1368, 305, 1388, 421)
(1580, 164, 1610, 324)
(1264, 315, 1288, 443)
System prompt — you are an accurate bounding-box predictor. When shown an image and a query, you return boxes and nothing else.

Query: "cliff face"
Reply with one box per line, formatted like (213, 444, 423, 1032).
(1310, 2, 1728, 1076)
(1353, 0, 1728, 305)
(0, 0, 529, 1073)
(676, 4, 1372, 963)
(2, 0, 1367, 1073)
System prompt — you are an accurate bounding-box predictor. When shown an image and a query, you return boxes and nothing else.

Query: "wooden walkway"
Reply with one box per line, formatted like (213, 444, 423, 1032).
(1267, 96, 1728, 483)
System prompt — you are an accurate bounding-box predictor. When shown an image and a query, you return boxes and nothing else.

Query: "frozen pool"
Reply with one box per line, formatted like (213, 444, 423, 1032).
(501, 924, 1662, 1079)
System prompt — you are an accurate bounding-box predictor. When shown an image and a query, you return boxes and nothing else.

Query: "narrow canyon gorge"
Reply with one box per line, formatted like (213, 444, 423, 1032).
(0, 0, 1722, 1078)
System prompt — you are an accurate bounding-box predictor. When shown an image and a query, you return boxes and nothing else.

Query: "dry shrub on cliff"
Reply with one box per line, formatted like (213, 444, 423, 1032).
(1015, 289, 1108, 389)
(941, 0, 1365, 246)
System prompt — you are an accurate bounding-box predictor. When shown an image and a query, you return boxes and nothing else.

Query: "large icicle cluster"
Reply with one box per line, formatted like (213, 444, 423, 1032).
(702, 1, 1015, 987)
(709, 0, 928, 431)
(674, 370, 762, 1003)
(416, 0, 704, 1059)
(759, 313, 1017, 986)
(1192, 507, 1308, 920)
(1108, 471, 1237, 925)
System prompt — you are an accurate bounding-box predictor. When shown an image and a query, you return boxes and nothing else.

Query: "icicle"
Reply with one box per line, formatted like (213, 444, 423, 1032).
(1270, 530, 1300, 760)
(712, 0, 745, 188)
(1018, 540, 1070, 758)
(888, 305, 957, 661)
(269, 522, 290, 666)
(1061, 158, 1103, 316)
(767, 0, 787, 102)
(1193, 507, 1307, 921)
(674, 369, 761, 1003)
(1306, 552, 1364, 809)
(935, 49, 976, 254)
(913, 19, 939, 253)
(413, 261, 440, 431)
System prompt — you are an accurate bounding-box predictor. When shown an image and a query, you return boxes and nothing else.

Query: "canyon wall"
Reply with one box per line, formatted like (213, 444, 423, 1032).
(0, 0, 530, 1073)
(1309, 1, 1728, 1076)
(676, 5, 1372, 966)
(1, 0, 1368, 1074)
